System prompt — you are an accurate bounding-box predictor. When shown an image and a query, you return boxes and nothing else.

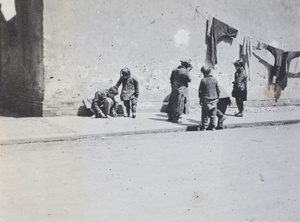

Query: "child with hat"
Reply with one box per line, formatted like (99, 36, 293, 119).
(115, 68, 140, 118)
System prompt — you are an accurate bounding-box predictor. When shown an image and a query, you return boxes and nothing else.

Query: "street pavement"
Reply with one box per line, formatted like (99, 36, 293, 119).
(1, 106, 300, 145)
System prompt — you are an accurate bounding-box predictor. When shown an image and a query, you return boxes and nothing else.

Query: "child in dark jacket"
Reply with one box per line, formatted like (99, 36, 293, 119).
(92, 86, 119, 118)
(232, 59, 247, 117)
(115, 67, 139, 118)
(198, 66, 220, 131)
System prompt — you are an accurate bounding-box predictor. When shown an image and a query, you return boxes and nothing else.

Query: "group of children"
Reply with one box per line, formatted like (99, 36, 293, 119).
(92, 67, 139, 119)
(199, 59, 247, 131)
(91, 58, 247, 131)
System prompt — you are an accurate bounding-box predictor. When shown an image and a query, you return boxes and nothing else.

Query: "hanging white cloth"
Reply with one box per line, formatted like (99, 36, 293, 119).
(240, 36, 253, 81)
(206, 15, 213, 38)
(0, 0, 16, 21)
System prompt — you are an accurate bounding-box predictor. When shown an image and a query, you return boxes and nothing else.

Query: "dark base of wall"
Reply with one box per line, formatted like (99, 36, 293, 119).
(1, 94, 43, 117)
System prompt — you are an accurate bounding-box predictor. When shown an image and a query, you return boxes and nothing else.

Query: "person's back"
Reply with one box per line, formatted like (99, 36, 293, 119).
(198, 66, 220, 131)
(167, 59, 193, 123)
(199, 76, 219, 102)
(170, 66, 191, 91)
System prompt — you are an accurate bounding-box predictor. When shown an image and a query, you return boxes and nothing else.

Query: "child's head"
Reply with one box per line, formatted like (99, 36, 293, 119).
(180, 59, 192, 69)
(201, 66, 212, 76)
(120, 67, 131, 79)
(107, 86, 119, 98)
(233, 59, 244, 69)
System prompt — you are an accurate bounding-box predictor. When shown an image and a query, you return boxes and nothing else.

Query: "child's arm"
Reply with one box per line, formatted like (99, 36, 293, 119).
(170, 70, 175, 85)
(133, 77, 140, 98)
(216, 81, 220, 98)
(185, 71, 192, 83)
(198, 80, 204, 105)
(111, 98, 117, 117)
(236, 71, 247, 91)
(115, 77, 123, 88)
(92, 91, 105, 117)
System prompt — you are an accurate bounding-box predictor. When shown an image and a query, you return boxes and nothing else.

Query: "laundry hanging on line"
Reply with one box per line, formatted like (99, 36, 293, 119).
(239, 36, 253, 81)
(253, 43, 300, 100)
(239, 37, 269, 81)
(266, 45, 300, 91)
(205, 17, 238, 68)
(197, 6, 300, 101)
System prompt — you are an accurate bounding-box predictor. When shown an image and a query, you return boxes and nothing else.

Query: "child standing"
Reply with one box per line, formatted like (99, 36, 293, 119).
(198, 66, 220, 131)
(231, 59, 247, 117)
(115, 67, 139, 118)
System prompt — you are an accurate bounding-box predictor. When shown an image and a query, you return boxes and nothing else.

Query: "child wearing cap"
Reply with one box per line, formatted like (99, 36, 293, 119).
(92, 86, 119, 118)
(232, 59, 247, 117)
(115, 67, 140, 118)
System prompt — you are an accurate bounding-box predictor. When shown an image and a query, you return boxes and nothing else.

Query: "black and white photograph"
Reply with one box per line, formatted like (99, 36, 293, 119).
(0, 0, 300, 221)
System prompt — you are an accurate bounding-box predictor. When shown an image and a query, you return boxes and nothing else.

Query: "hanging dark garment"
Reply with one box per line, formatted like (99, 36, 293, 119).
(266, 45, 284, 87)
(206, 17, 238, 67)
(279, 51, 300, 89)
(266, 45, 300, 100)
(267, 46, 300, 90)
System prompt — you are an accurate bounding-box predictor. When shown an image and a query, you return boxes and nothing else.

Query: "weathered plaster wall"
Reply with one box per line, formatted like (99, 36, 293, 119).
(43, 0, 300, 116)
(1, 0, 300, 116)
(0, 0, 43, 116)
(43, 0, 202, 115)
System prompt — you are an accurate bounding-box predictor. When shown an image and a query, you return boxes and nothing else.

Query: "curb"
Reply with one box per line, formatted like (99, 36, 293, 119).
(224, 119, 300, 129)
(0, 127, 188, 146)
(186, 119, 300, 131)
(1, 119, 300, 146)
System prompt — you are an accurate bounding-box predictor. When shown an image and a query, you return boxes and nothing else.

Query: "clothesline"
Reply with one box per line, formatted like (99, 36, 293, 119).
(195, 8, 245, 47)
(194, 6, 215, 21)
(194, 7, 250, 56)
(194, 6, 300, 101)
(194, 6, 272, 48)
(194, 6, 207, 20)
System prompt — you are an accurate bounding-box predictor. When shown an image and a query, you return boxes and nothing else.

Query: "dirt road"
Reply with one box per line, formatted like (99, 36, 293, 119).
(0, 124, 299, 222)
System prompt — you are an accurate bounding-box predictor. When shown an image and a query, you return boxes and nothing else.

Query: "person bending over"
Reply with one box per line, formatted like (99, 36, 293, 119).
(92, 86, 119, 118)
(115, 67, 139, 118)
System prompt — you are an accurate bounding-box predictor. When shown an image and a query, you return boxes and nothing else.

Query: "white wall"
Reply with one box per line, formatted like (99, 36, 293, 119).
(43, 0, 300, 113)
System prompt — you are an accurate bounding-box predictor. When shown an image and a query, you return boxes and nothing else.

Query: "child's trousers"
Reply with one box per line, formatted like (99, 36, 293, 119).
(201, 102, 217, 129)
(123, 97, 138, 116)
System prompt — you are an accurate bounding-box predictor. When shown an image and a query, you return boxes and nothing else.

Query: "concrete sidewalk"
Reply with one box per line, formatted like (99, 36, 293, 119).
(1, 107, 300, 145)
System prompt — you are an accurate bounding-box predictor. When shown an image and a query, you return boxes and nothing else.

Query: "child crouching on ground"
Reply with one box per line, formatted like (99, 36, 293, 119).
(92, 86, 119, 118)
